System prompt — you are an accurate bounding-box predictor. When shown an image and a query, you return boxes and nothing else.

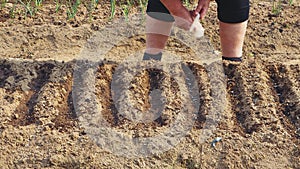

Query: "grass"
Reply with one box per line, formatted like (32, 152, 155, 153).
(110, 0, 116, 19)
(66, 0, 81, 20)
(110, 0, 147, 20)
(55, 0, 61, 13)
(1, 0, 7, 8)
(183, 0, 193, 9)
(0, 0, 293, 20)
(9, 3, 16, 18)
(18, 0, 35, 17)
(121, 0, 135, 21)
(272, 0, 282, 15)
(86, 0, 99, 19)
(1, 0, 101, 19)
(35, 0, 42, 7)
(112, 0, 147, 21)
(0, 0, 192, 20)
(122, 3, 130, 21)
(138, 0, 147, 13)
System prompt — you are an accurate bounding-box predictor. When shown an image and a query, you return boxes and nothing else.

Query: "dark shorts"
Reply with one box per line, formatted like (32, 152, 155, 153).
(146, 0, 250, 23)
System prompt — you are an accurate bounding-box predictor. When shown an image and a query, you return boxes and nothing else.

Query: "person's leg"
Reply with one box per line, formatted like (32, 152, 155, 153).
(145, 15, 173, 56)
(216, 0, 250, 61)
(143, 0, 175, 99)
(144, 0, 174, 60)
(219, 21, 248, 60)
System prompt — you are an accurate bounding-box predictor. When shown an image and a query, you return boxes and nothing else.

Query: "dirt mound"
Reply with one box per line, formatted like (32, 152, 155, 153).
(0, 57, 299, 168)
(0, 0, 299, 168)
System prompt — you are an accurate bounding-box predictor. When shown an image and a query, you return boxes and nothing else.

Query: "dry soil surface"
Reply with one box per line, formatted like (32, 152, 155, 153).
(0, 1, 300, 168)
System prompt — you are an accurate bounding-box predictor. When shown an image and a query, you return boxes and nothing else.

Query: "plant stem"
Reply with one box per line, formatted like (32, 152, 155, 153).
(110, 0, 116, 19)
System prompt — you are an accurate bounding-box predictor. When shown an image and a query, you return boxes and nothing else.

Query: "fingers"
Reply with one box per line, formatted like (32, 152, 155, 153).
(172, 7, 194, 30)
(195, 0, 210, 19)
(191, 10, 198, 18)
(174, 16, 192, 31)
(195, 8, 207, 20)
(199, 8, 208, 19)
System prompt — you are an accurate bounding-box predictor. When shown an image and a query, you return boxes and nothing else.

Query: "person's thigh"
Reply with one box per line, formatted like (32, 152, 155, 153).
(146, 0, 175, 22)
(215, 0, 250, 23)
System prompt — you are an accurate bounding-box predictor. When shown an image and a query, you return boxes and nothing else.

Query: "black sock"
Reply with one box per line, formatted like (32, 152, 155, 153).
(143, 52, 162, 61)
(222, 56, 242, 62)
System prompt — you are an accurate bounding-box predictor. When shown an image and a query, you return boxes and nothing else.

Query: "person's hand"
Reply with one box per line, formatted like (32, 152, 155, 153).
(173, 9, 194, 30)
(160, 0, 194, 30)
(194, 0, 210, 19)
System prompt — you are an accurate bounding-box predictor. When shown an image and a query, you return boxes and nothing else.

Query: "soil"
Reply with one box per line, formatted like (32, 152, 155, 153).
(0, 0, 300, 168)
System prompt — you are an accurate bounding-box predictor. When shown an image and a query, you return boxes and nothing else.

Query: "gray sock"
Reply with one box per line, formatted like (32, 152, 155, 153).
(143, 52, 162, 61)
(222, 56, 242, 62)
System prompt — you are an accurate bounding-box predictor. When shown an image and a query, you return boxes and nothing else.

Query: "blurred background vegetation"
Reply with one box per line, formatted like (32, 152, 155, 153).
(0, 0, 294, 21)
